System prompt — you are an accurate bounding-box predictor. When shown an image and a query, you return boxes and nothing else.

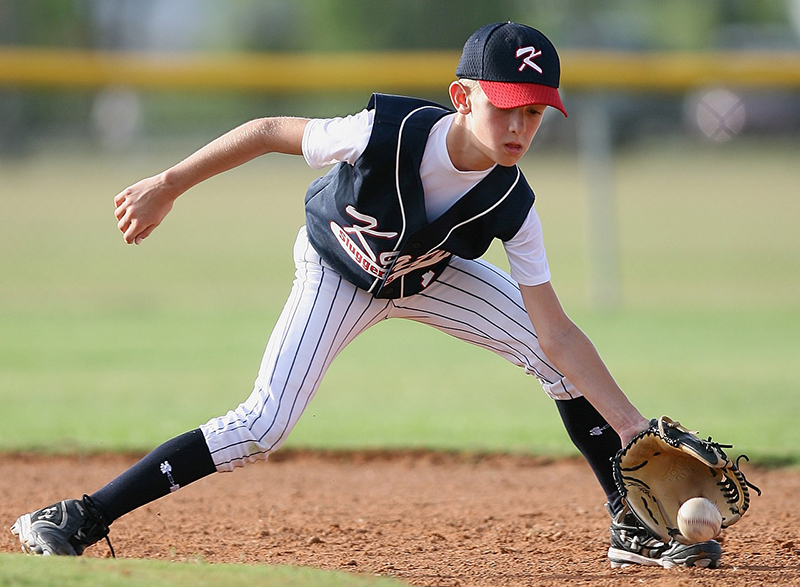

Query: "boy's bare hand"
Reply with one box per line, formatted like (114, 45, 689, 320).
(113, 174, 177, 245)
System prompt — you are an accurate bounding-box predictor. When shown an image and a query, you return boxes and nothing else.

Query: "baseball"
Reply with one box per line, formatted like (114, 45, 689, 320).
(677, 497, 723, 543)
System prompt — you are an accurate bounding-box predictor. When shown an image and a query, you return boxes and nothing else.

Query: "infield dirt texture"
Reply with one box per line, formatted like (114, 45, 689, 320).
(2, 451, 798, 587)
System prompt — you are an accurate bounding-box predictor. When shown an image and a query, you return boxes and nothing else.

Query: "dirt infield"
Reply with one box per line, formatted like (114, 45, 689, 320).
(1, 451, 798, 586)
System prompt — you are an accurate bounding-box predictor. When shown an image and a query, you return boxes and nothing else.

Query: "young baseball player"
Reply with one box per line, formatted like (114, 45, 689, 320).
(11, 22, 722, 568)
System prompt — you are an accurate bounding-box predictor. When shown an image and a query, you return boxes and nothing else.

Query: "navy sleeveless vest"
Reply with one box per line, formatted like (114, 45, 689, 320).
(304, 93, 535, 299)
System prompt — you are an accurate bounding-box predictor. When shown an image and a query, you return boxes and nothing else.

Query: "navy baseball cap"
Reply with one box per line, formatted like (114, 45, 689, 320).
(456, 22, 567, 117)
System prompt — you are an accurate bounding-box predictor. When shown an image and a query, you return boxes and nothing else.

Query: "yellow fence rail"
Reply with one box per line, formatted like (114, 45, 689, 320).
(2, 47, 800, 92)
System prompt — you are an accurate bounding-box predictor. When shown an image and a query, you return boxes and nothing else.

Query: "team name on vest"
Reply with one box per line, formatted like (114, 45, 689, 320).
(329, 204, 451, 289)
(329, 205, 398, 279)
(384, 249, 450, 286)
(330, 221, 386, 278)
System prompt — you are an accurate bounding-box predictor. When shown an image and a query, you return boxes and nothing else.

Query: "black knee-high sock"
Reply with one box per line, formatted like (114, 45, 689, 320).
(556, 397, 623, 514)
(89, 429, 217, 523)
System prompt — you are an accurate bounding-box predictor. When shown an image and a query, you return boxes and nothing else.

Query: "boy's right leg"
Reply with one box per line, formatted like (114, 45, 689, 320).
(199, 227, 390, 471)
(11, 429, 214, 556)
(11, 227, 389, 556)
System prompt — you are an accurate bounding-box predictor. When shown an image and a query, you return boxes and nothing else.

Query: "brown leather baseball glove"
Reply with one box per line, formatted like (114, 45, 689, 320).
(613, 416, 761, 544)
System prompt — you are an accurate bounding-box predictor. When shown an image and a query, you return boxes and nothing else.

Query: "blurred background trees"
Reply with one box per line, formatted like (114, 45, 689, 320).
(0, 0, 798, 154)
(3, 0, 798, 51)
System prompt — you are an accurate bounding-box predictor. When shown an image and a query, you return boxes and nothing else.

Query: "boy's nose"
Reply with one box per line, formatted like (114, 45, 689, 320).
(509, 112, 526, 134)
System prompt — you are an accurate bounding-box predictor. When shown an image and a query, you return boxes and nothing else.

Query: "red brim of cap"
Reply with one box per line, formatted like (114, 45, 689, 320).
(479, 80, 568, 117)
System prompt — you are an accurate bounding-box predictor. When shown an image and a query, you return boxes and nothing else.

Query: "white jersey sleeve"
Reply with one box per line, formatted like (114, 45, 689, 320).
(301, 109, 375, 169)
(503, 205, 551, 286)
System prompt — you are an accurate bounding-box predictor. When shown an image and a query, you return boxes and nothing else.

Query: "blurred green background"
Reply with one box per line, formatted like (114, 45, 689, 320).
(1, 0, 799, 463)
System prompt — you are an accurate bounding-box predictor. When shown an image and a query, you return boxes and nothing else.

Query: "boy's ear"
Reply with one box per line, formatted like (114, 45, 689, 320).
(449, 81, 472, 114)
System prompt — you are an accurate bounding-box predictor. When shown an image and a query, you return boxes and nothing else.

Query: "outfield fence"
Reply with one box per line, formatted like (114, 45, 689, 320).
(1, 48, 800, 92)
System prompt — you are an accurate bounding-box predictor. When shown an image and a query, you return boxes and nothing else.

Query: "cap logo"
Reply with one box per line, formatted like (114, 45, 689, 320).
(515, 46, 543, 74)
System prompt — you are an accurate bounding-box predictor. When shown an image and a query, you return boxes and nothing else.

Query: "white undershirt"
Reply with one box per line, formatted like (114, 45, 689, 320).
(301, 109, 550, 286)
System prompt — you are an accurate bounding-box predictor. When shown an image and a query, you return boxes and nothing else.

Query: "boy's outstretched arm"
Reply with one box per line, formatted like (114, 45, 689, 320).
(113, 117, 309, 245)
(520, 282, 649, 446)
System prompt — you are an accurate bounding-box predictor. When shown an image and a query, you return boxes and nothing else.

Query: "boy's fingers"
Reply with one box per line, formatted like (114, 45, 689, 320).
(113, 189, 131, 207)
(117, 207, 132, 233)
(134, 225, 156, 245)
(123, 222, 141, 245)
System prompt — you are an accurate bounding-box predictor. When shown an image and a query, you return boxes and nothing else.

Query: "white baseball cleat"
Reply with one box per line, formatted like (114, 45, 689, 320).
(607, 504, 721, 569)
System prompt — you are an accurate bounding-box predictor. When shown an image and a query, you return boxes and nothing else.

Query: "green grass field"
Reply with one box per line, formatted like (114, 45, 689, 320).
(2, 139, 799, 462)
(1, 138, 799, 586)
(0, 553, 408, 587)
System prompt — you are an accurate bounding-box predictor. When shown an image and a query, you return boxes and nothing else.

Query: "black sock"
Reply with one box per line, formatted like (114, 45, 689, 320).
(89, 429, 217, 523)
(555, 396, 623, 514)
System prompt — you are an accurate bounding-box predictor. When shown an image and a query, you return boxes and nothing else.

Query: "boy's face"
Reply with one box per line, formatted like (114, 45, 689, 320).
(459, 84, 546, 169)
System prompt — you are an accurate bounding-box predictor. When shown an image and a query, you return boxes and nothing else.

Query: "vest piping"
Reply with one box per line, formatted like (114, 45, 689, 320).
(431, 166, 521, 251)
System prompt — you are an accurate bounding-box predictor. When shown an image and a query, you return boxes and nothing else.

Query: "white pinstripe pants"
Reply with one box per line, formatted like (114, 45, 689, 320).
(201, 227, 580, 472)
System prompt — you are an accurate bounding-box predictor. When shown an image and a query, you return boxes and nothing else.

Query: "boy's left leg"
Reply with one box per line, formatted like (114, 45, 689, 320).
(390, 256, 620, 496)
(392, 256, 720, 568)
(554, 395, 622, 512)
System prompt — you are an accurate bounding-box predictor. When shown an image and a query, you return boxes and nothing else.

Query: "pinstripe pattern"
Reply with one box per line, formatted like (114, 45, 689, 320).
(201, 227, 577, 472)
(391, 256, 577, 400)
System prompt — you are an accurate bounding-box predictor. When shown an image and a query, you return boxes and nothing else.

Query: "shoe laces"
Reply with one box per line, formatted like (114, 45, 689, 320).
(80, 495, 115, 558)
(610, 507, 667, 555)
